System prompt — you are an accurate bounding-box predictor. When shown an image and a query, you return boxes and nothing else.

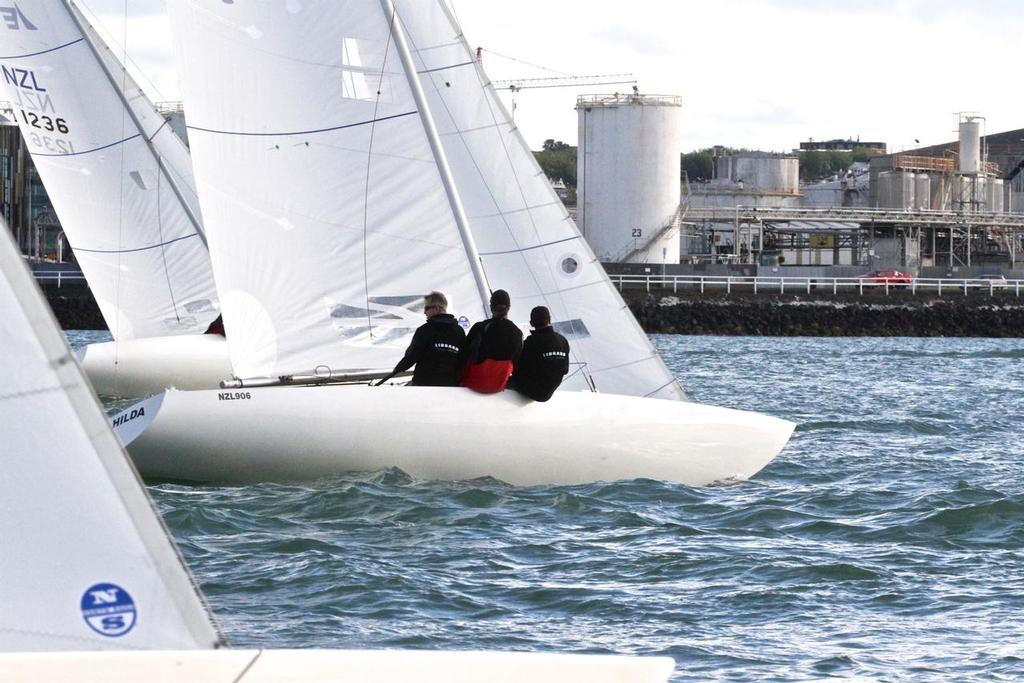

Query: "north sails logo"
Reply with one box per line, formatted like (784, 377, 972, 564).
(542, 352, 568, 359)
(434, 342, 460, 354)
(1, 5, 37, 31)
(80, 583, 137, 637)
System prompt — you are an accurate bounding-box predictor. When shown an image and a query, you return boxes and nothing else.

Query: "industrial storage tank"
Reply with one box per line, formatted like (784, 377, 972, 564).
(876, 171, 915, 209)
(988, 178, 1004, 212)
(930, 175, 952, 211)
(576, 93, 682, 264)
(713, 153, 799, 194)
(914, 174, 930, 210)
(957, 175, 988, 212)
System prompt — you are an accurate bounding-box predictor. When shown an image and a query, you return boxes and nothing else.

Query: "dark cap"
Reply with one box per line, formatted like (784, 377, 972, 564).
(490, 289, 510, 307)
(530, 306, 551, 327)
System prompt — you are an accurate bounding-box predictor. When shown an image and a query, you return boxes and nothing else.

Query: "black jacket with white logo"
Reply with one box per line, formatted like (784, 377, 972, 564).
(392, 313, 466, 386)
(510, 326, 570, 401)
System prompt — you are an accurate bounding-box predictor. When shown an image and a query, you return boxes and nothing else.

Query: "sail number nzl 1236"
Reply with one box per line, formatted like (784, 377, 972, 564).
(2, 65, 75, 154)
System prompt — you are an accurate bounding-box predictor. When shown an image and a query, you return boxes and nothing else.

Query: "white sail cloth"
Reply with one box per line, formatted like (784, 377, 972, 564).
(0, 1, 219, 339)
(168, 0, 683, 399)
(168, 1, 486, 380)
(392, 1, 684, 400)
(0, 223, 220, 651)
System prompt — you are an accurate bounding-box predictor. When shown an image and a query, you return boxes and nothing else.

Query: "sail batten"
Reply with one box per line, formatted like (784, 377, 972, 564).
(0, 1, 220, 340)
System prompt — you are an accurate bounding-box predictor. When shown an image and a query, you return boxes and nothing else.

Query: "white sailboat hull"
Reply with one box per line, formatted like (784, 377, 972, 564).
(79, 336, 231, 397)
(116, 385, 794, 486)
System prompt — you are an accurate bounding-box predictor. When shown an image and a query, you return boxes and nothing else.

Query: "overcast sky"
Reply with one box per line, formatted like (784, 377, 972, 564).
(79, 0, 1022, 154)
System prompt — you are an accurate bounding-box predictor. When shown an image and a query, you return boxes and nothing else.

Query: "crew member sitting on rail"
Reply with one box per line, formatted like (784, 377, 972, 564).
(509, 306, 570, 402)
(460, 289, 523, 393)
(379, 291, 465, 387)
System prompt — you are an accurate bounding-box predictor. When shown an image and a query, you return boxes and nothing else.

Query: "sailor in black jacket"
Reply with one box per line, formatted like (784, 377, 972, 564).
(384, 291, 466, 386)
(509, 306, 570, 402)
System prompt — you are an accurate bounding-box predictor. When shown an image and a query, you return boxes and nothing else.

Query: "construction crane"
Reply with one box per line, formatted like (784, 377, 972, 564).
(475, 47, 636, 119)
(492, 73, 637, 92)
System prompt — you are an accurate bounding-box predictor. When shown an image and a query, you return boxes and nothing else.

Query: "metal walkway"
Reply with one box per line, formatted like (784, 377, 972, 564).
(687, 206, 1024, 229)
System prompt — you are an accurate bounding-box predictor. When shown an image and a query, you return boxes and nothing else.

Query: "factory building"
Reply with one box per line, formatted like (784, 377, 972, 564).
(799, 138, 887, 154)
(0, 110, 63, 262)
(576, 92, 682, 265)
(869, 115, 1013, 213)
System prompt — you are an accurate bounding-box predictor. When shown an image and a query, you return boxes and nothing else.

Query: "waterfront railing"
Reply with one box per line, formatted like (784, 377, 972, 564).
(609, 274, 1024, 297)
(32, 270, 84, 288)
(35, 269, 1024, 298)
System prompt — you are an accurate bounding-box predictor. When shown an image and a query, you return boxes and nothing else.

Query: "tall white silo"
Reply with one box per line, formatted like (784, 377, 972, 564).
(576, 93, 682, 264)
(959, 116, 983, 174)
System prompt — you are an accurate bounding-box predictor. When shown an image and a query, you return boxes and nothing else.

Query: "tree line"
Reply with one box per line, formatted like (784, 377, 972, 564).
(534, 139, 877, 187)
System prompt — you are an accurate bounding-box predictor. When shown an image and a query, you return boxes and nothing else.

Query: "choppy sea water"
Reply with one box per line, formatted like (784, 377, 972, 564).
(70, 332, 1024, 681)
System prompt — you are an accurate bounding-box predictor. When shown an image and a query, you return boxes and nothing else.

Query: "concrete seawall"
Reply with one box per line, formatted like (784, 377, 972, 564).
(625, 290, 1024, 337)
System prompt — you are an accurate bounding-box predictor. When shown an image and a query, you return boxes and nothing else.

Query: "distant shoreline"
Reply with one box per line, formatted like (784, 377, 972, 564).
(44, 284, 1024, 338)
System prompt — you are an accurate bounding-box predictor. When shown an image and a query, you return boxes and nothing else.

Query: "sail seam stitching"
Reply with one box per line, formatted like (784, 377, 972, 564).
(479, 235, 580, 257)
(73, 232, 201, 254)
(417, 59, 474, 75)
(187, 111, 418, 137)
(0, 383, 73, 402)
(32, 133, 141, 157)
(0, 37, 84, 60)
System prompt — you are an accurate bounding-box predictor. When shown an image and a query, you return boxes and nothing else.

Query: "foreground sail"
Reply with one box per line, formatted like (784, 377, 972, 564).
(0, 1, 229, 395)
(0, 223, 220, 651)
(0, 222, 673, 679)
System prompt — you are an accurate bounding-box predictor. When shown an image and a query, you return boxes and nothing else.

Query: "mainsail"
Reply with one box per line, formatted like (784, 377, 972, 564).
(0, 0, 219, 340)
(0, 222, 221, 651)
(168, 1, 487, 380)
(393, 1, 685, 400)
(169, 0, 684, 400)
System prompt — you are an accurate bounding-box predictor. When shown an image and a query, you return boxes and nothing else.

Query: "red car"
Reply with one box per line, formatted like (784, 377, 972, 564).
(858, 269, 913, 285)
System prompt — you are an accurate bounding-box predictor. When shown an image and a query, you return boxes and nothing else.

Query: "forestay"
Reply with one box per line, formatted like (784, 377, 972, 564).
(0, 224, 220, 651)
(0, 1, 219, 340)
(168, 1, 486, 380)
(393, 1, 686, 401)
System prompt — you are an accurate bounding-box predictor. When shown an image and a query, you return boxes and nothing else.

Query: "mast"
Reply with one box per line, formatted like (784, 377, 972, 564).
(378, 0, 492, 315)
(62, 0, 208, 247)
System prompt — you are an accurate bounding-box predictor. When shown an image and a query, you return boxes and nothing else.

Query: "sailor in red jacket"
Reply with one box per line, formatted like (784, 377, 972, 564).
(459, 289, 523, 393)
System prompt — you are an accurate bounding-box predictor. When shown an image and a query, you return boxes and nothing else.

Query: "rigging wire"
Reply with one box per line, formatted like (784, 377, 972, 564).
(476, 47, 573, 78)
(76, 0, 171, 103)
(112, 0, 129, 387)
(360, 7, 400, 339)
